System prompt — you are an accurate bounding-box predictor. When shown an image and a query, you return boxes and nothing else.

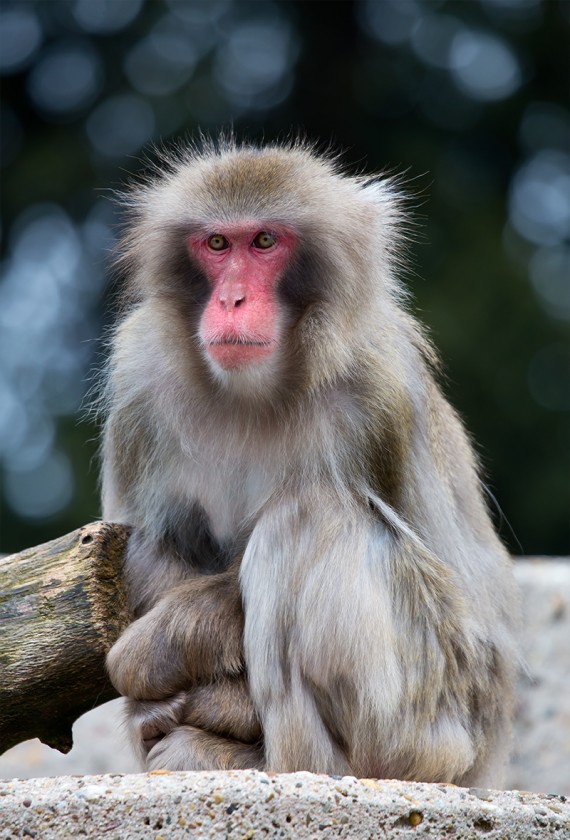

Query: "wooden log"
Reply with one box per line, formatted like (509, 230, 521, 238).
(0, 522, 131, 755)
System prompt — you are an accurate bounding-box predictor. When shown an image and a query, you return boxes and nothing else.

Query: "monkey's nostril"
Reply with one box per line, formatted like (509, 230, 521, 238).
(234, 297, 245, 308)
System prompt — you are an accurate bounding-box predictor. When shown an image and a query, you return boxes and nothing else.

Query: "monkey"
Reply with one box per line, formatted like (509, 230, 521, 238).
(102, 138, 519, 786)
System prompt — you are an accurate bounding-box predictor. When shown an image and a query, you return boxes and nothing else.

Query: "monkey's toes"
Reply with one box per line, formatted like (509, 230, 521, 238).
(140, 721, 167, 753)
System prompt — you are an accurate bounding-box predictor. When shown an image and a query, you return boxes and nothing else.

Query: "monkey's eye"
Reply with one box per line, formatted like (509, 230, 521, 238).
(252, 231, 276, 250)
(207, 234, 230, 251)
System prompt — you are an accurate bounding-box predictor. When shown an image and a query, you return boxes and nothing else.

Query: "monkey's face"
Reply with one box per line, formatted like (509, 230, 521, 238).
(188, 222, 298, 373)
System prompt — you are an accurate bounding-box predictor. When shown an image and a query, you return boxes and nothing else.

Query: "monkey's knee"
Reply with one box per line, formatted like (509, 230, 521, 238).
(147, 726, 264, 772)
(107, 619, 178, 700)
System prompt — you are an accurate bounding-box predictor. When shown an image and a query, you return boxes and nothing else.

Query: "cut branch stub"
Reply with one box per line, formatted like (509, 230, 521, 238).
(0, 522, 132, 754)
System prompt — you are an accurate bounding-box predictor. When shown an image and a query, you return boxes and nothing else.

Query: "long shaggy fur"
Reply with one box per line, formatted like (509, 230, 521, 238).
(103, 138, 519, 786)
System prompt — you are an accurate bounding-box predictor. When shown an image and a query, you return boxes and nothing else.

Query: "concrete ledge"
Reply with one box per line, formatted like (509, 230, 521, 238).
(1, 770, 569, 839)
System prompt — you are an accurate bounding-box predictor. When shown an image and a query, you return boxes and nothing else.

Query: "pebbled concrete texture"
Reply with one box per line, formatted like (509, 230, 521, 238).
(1, 770, 569, 840)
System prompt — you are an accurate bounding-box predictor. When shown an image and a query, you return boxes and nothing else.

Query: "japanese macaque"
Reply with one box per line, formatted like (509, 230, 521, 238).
(103, 139, 519, 786)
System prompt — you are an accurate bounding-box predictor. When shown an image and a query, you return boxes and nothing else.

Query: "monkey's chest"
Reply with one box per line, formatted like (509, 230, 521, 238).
(176, 450, 277, 545)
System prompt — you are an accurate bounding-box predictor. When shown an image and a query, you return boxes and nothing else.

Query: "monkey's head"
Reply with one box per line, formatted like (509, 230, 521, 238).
(117, 141, 405, 395)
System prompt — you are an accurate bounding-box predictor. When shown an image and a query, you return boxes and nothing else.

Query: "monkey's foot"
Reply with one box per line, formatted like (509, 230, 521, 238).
(146, 725, 264, 772)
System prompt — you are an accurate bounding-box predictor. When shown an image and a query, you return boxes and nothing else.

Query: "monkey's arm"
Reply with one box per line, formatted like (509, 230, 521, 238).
(106, 564, 244, 700)
(106, 561, 264, 771)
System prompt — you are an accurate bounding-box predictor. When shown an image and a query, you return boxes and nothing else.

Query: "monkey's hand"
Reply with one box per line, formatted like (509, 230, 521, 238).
(127, 677, 264, 771)
(107, 570, 243, 700)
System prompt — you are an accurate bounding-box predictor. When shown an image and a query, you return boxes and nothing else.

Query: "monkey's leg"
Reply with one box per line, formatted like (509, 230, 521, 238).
(107, 566, 243, 700)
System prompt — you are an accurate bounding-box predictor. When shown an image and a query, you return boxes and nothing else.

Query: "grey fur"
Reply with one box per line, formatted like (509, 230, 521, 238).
(103, 140, 519, 785)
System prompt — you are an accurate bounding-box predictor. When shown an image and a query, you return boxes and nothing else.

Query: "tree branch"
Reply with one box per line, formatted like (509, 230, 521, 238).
(0, 522, 132, 754)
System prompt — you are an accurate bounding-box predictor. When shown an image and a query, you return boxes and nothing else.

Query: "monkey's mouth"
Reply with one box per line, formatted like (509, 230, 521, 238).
(205, 337, 276, 369)
(209, 339, 272, 347)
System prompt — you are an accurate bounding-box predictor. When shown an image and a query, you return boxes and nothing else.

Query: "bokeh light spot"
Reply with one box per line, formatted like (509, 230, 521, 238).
(0, 203, 104, 491)
(28, 43, 103, 115)
(449, 29, 522, 101)
(0, 8, 42, 73)
(72, 0, 143, 34)
(166, 0, 230, 25)
(509, 151, 570, 247)
(214, 17, 298, 110)
(410, 14, 463, 69)
(359, 0, 421, 46)
(529, 246, 570, 321)
(124, 19, 197, 96)
(86, 95, 155, 158)
(4, 450, 74, 520)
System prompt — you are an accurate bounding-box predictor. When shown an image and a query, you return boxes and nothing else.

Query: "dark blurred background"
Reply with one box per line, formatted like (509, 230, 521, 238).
(0, 0, 568, 557)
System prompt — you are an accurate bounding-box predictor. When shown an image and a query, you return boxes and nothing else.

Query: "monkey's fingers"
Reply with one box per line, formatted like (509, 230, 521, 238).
(146, 726, 264, 772)
(182, 677, 262, 744)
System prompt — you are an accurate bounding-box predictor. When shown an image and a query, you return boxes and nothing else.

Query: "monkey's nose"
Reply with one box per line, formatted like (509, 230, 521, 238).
(219, 290, 246, 310)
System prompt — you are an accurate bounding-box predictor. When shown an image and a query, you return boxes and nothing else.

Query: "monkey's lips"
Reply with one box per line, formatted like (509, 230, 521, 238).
(206, 338, 276, 369)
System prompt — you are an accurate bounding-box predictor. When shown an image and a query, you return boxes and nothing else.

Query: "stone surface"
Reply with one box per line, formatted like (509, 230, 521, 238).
(0, 770, 568, 839)
(1, 559, 569, 799)
(508, 559, 570, 796)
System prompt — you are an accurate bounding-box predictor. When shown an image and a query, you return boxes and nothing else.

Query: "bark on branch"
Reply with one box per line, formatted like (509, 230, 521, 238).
(0, 522, 132, 755)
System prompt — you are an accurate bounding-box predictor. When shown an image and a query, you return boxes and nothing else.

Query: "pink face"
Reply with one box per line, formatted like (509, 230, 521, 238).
(188, 222, 297, 371)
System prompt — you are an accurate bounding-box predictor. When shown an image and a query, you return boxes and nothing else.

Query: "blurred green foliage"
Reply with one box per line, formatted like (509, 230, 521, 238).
(0, 0, 568, 556)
